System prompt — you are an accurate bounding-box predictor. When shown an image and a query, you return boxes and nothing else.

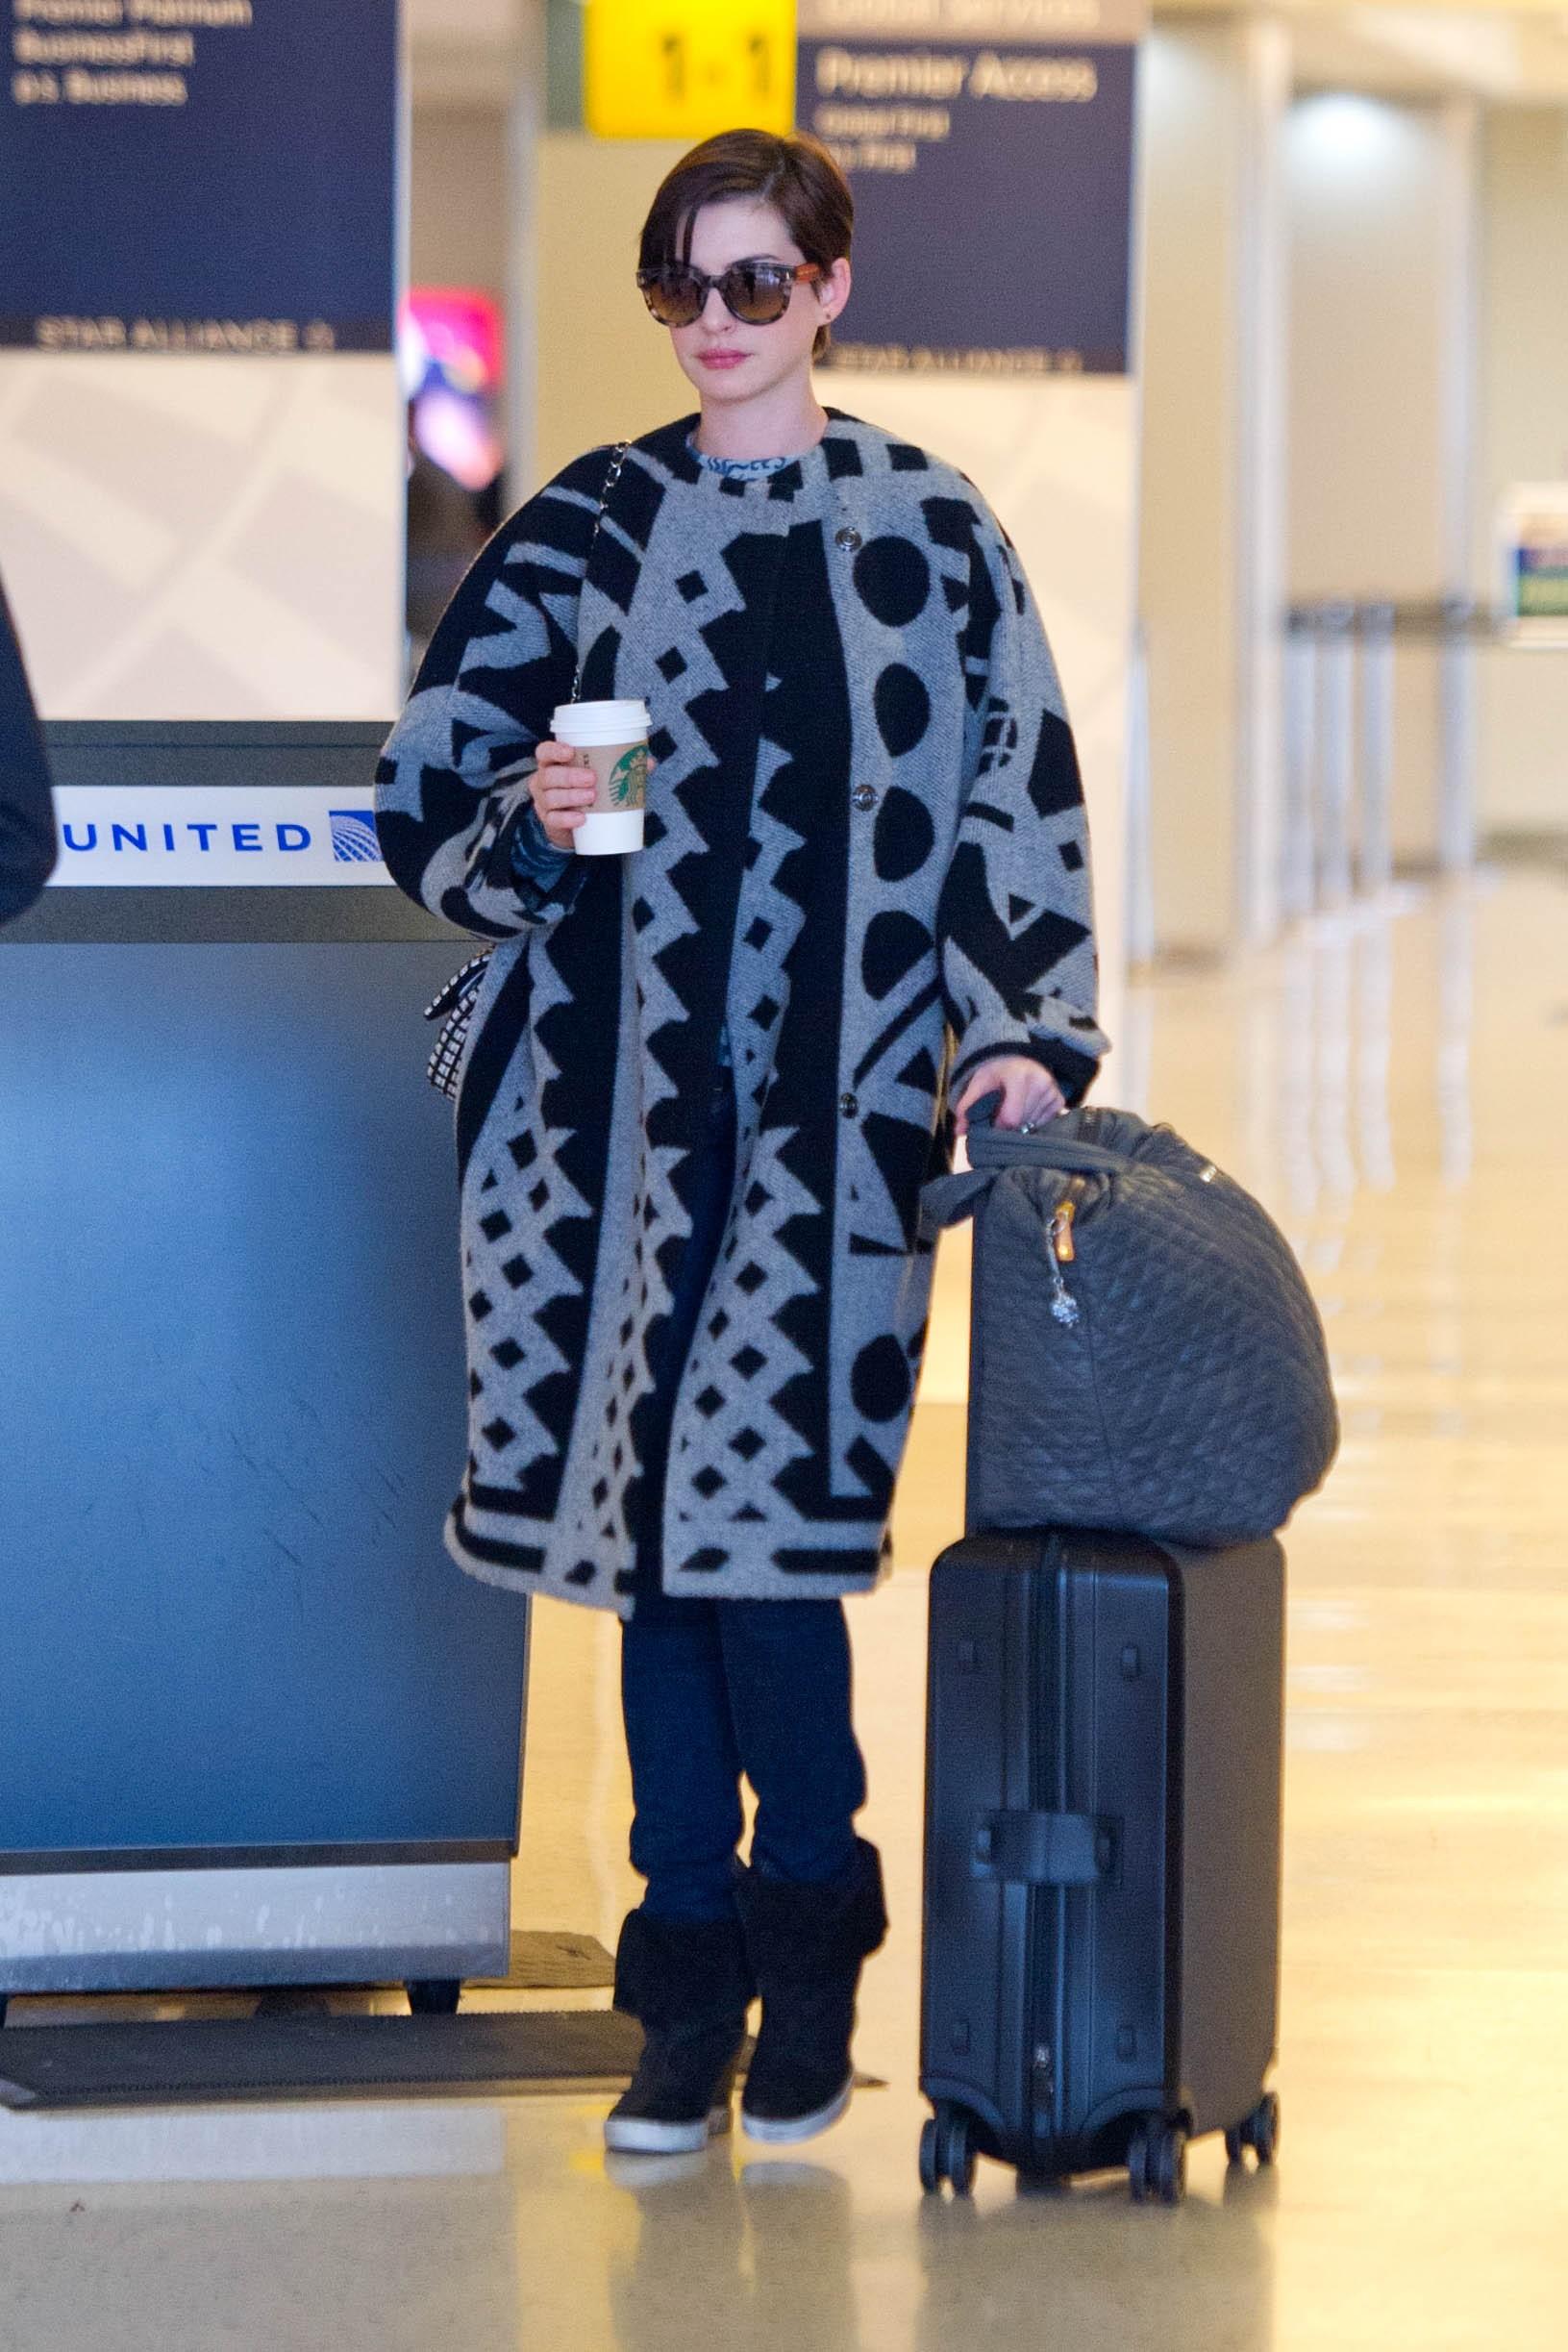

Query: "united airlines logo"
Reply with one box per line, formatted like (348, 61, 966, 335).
(48, 788, 394, 890)
(330, 809, 382, 863)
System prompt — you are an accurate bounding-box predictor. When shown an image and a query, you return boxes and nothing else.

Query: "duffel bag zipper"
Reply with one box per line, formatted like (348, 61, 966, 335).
(1045, 1177, 1090, 1328)
(1050, 1195, 1078, 1264)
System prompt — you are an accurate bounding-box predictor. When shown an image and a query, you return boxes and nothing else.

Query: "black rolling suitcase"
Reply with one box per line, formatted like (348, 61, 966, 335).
(919, 1526, 1284, 2202)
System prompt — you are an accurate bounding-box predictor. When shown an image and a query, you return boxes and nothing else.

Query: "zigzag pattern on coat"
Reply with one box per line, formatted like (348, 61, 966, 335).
(375, 413, 1108, 1612)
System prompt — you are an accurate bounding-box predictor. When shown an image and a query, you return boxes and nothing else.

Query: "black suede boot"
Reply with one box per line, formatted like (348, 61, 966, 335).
(734, 1839, 887, 2144)
(605, 1909, 755, 2156)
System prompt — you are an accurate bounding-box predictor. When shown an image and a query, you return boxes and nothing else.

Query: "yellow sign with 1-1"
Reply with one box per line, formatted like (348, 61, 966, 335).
(584, 0, 795, 141)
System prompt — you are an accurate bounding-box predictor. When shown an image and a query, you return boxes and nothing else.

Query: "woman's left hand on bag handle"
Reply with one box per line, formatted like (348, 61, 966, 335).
(951, 1057, 1066, 1138)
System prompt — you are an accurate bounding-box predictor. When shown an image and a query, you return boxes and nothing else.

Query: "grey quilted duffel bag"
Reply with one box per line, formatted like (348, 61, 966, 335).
(919, 1100, 1339, 1547)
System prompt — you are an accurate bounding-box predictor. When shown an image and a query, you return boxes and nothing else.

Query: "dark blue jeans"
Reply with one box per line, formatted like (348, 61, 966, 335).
(621, 1073, 867, 1922)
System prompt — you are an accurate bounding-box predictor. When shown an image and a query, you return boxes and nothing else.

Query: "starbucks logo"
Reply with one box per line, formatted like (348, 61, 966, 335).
(607, 745, 648, 809)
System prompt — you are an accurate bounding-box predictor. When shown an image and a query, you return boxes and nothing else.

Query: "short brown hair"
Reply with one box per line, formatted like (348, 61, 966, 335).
(639, 129, 854, 362)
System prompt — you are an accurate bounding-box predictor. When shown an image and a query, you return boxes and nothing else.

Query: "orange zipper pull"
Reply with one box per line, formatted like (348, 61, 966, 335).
(1051, 1197, 1077, 1264)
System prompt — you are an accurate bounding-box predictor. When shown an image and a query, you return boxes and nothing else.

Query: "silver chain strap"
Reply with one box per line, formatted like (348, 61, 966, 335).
(569, 439, 630, 703)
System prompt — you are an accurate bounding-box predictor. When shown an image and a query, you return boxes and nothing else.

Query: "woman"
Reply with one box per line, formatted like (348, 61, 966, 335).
(376, 129, 1107, 2158)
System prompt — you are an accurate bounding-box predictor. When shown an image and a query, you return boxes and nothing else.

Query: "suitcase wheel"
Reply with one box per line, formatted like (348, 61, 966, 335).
(1227, 2091, 1281, 2169)
(919, 2116, 941, 2195)
(919, 2104, 977, 2197)
(1129, 2118, 1187, 2206)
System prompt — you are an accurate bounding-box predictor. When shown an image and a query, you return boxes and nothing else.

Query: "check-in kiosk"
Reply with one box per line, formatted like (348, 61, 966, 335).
(0, 723, 528, 2014)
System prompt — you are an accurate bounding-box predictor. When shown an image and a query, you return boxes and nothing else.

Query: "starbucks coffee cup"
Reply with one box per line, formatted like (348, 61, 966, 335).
(552, 698, 650, 855)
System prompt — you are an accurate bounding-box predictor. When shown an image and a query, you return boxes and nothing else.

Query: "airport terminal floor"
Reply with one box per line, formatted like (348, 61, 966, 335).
(1, 865, 1563, 2351)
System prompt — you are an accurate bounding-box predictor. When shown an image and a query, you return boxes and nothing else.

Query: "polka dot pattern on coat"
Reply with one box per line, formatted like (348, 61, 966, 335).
(873, 785, 936, 883)
(851, 1333, 913, 1422)
(853, 535, 932, 629)
(874, 664, 931, 759)
(861, 908, 933, 1001)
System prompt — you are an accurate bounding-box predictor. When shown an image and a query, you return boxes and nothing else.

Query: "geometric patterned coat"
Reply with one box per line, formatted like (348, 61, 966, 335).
(375, 410, 1107, 1614)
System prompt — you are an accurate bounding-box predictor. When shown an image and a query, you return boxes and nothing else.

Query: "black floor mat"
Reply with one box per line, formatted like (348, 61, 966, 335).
(0, 2012, 884, 2114)
(0, 2010, 647, 2111)
(469, 1928, 613, 1990)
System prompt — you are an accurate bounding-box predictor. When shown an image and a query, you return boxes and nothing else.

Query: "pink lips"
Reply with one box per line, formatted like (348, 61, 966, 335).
(699, 349, 749, 369)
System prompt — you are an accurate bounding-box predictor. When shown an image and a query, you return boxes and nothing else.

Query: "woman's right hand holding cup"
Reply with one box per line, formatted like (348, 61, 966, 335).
(529, 739, 598, 851)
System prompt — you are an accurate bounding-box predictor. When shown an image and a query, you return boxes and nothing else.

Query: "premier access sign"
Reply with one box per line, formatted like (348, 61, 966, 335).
(797, 0, 1143, 376)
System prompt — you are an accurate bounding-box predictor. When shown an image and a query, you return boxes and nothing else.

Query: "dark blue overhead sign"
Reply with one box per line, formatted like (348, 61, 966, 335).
(0, 0, 398, 352)
(797, 0, 1142, 377)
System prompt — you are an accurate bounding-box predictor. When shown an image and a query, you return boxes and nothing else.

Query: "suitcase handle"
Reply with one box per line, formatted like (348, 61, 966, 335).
(972, 1810, 1119, 1887)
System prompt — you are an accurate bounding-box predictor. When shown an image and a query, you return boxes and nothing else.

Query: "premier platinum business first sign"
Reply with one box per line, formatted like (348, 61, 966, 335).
(797, 0, 1143, 376)
(0, 0, 404, 721)
(1, 0, 397, 353)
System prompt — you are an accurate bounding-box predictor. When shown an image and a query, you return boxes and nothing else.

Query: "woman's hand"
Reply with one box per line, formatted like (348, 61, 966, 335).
(527, 738, 659, 851)
(951, 1056, 1066, 1138)
(528, 739, 598, 851)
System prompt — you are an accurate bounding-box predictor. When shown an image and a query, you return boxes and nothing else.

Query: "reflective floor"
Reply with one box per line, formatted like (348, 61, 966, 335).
(2, 871, 1564, 2349)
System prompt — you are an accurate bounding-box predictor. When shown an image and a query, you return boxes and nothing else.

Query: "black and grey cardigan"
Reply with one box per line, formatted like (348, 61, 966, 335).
(376, 410, 1107, 1614)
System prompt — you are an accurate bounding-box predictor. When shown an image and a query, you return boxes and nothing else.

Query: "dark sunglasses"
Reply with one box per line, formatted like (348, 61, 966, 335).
(636, 258, 823, 330)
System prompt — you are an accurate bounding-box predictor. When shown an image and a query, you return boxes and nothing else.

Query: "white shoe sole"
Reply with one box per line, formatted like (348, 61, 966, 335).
(740, 2077, 854, 2145)
(603, 2104, 733, 2156)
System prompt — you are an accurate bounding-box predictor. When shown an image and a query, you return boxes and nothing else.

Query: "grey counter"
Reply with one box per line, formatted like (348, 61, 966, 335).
(0, 725, 530, 2000)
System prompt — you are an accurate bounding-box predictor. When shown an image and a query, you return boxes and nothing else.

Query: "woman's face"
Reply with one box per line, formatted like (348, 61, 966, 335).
(663, 197, 849, 410)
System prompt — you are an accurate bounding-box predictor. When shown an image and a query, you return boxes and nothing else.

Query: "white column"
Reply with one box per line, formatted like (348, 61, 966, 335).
(505, 2, 547, 500)
(1283, 90, 1481, 870)
(1136, 15, 1291, 957)
(1472, 109, 1568, 842)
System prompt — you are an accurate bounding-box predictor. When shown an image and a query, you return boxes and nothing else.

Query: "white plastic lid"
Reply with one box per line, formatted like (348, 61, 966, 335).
(552, 699, 650, 746)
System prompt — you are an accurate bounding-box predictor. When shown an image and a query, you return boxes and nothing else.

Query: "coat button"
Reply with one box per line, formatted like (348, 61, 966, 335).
(851, 784, 877, 811)
(834, 526, 862, 553)
(839, 1091, 859, 1117)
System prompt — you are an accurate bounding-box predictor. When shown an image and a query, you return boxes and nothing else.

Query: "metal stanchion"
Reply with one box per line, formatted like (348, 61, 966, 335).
(1282, 612, 1319, 920)
(1357, 601, 1396, 896)
(1437, 596, 1478, 872)
(1317, 600, 1356, 906)
(1282, 596, 1492, 915)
